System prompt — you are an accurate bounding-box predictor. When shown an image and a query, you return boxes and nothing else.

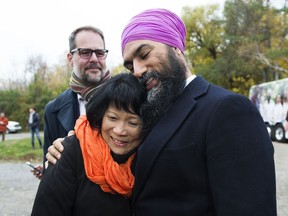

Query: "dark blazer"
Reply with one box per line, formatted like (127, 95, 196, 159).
(31, 135, 131, 216)
(43, 88, 80, 164)
(131, 76, 276, 216)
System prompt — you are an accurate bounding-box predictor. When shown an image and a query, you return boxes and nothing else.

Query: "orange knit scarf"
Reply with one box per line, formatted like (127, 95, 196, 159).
(75, 115, 135, 198)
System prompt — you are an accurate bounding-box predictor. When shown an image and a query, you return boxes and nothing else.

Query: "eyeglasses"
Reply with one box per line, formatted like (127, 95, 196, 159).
(71, 48, 109, 60)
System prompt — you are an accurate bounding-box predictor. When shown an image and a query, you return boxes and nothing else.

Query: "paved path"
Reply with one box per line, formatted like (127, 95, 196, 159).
(274, 142, 288, 216)
(5, 132, 43, 141)
(0, 142, 287, 215)
(0, 162, 40, 216)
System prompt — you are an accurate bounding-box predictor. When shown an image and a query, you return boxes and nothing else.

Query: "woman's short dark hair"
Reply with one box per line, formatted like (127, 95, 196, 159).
(86, 73, 146, 130)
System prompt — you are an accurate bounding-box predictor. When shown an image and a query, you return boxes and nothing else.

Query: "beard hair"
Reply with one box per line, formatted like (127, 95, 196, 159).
(140, 48, 187, 138)
(73, 63, 103, 85)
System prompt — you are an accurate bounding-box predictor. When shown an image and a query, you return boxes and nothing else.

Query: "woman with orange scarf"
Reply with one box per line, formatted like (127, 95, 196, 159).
(31, 73, 146, 216)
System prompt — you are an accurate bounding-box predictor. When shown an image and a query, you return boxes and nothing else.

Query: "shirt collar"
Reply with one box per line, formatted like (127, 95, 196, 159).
(185, 74, 196, 87)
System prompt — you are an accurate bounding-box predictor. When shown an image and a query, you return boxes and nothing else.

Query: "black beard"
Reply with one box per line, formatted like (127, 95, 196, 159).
(140, 49, 186, 138)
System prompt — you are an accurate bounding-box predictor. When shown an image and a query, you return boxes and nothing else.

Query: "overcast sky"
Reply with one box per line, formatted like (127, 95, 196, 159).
(0, 0, 284, 82)
(0, 0, 228, 82)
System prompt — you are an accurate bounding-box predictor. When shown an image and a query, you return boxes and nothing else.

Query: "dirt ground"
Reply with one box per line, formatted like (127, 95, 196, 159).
(0, 142, 287, 216)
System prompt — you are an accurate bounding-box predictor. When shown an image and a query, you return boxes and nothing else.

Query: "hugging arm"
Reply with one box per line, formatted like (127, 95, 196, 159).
(46, 130, 75, 164)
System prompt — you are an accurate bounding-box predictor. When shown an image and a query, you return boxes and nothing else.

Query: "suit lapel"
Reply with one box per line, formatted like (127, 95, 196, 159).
(57, 104, 77, 132)
(52, 89, 79, 132)
(132, 76, 210, 202)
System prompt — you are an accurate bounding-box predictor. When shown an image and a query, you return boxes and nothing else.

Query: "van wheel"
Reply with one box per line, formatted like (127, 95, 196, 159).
(266, 124, 273, 140)
(274, 124, 285, 142)
(266, 124, 276, 141)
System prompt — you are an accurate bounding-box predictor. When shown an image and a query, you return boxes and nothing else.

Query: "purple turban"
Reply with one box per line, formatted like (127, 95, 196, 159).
(121, 8, 186, 56)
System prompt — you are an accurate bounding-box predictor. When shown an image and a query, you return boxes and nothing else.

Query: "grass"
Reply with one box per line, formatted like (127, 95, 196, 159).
(0, 138, 43, 162)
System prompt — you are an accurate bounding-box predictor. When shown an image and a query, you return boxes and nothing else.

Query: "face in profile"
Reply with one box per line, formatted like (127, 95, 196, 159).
(123, 40, 186, 136)
(123, 40, 186, 103)
(101, 105, 142, 155)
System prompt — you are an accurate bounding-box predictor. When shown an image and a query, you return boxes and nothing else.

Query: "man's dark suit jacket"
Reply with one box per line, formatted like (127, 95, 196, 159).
(131, 76, 276, 216)
(43, 88, 80, 166)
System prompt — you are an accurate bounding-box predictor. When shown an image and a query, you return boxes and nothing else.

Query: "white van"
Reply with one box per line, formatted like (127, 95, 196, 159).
(249, 78, 288, 142)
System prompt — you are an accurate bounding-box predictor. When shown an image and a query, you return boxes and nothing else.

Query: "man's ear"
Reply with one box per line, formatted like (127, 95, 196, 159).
(174, 47, 182, 56)
(67, 52, 74, 67)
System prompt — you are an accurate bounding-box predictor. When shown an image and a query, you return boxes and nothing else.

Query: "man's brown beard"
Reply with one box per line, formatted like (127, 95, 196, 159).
(140, 48, 186, 138)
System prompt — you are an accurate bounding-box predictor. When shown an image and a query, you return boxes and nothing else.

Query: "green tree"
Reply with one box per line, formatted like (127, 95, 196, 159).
(110, 63, 129, 75)
(182, 0, 288, 96)
(0, 55, 71, 131)
(183, 4, 224, 61)
(223, 0, 288, 94)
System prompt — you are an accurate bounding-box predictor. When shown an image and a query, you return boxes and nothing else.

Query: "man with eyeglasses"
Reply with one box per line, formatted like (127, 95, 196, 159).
(32, 26, 111, 179)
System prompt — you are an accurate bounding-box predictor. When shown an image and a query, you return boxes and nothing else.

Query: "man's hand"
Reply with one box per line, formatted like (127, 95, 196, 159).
(46, 130, 75, 165)
(31, 165, 43, 180)
(46, 138, 64, 164)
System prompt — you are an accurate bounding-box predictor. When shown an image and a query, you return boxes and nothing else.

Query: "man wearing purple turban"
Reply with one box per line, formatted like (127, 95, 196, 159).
(121, 8, 276, 216)
(46, 8, 276, 216)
